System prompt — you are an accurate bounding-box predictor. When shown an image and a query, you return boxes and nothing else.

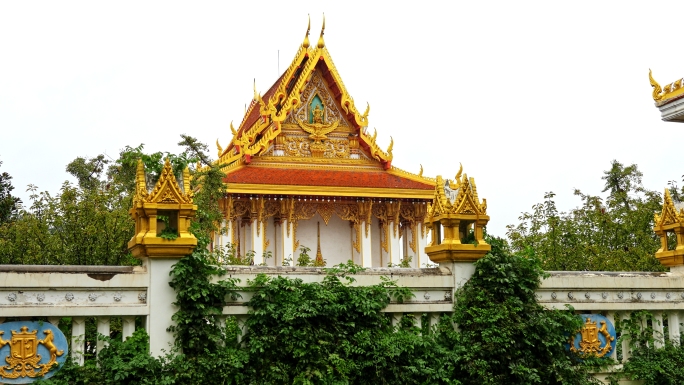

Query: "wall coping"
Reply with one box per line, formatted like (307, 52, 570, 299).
(222, 265, 452, 276)
(0, 265, 137, 274)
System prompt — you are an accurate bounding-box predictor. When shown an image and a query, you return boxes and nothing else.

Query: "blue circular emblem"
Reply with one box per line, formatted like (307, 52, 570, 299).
(567, 314, 616, 358)
(0, 321, 69, 383)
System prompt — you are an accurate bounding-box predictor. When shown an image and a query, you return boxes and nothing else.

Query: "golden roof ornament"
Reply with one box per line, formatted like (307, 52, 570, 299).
(649, 69, 684, 107)
(133, 159, 148, 207)
(317, 14, 326, 49)
(654, 189, 684, 267)
(303, 15, 311, 48)
(216, 139, 223, 158)
(654, 189, 682, 227)
(128, 158, 197, 258)
(650, 69, 663, 102)
(424, 166, 490, 264)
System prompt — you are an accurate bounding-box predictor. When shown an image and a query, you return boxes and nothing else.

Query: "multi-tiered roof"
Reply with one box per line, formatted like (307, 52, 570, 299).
(216, 17, 434, 200)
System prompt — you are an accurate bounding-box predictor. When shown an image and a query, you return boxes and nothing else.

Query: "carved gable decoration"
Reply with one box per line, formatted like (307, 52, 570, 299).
(285, 70, 351, 129)
(655, 189, 684, 227)
(428, 172, 487, 219)
(146, 159, 193, 205)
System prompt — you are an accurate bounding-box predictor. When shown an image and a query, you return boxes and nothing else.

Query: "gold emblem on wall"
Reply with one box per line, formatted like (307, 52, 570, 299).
(569, 317, 615, 358)
(0, 326, 65, 380)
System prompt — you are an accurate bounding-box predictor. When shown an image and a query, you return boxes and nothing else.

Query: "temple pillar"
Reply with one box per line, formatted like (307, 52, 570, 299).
(358, 201, 374, 267)
(280, 220, 295, 265)
(251, 218, 264, 265)
(417, 223, 429, 267)
(389, 220, 402, 266)
(360, 219, 373, 267)
(222, 219, 233, 247)
(127, 159, 197, 358)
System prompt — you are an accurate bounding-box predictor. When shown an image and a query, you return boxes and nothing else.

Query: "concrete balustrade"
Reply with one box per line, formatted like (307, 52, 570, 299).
(0, 262, 681, 385)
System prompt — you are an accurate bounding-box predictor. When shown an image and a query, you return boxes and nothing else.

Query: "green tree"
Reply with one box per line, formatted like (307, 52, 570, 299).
(0, 144, 195, 265)
(0, 161, 21, 224)
(507, 161, 664, 271)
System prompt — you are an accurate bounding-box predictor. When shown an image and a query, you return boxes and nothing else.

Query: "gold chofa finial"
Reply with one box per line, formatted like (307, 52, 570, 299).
(419, 164, 423, 177)
(650, 69, 663, 101)
(253, 78, 257, 101)
(317, 14, 326, 48)
(216, 139, 223, 157)
(303, 14, 311, 48)
(455, 163, 463, 182)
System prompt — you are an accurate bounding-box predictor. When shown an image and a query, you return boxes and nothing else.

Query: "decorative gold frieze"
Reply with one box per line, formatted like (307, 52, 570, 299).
(284, 136, 349, 158)
(358, 201, 373, 237)
(317, 202, 335, 225)
(387, 201, 401, 237)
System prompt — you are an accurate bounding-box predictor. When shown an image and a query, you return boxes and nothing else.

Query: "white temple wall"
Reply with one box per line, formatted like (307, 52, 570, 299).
(271, 219, 286, 266)
(297, 217, 318, 260)
(321, 214, 354, 266)
(294, 214, 353, 267)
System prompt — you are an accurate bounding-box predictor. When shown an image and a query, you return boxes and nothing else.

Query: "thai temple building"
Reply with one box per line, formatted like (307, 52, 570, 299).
(212, 18, 490, 268)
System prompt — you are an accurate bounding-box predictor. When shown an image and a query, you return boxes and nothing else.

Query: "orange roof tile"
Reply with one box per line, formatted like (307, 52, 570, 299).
(224, 167, 433, 190)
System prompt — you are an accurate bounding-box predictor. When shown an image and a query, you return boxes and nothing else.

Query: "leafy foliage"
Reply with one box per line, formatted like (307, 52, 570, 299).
(39, 241, 600, 385)
(507, 160, 664, 271)
(0, 144, 196, 265)
(445, 236, 596, 385)
(0, 161, 22, 224)
(607, 311, 684, 384)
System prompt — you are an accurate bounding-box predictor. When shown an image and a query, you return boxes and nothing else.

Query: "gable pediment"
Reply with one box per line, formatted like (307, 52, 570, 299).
(284, 69, 353, 131)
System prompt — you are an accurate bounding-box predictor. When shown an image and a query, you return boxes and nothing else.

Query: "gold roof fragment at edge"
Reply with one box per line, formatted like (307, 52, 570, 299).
(650, 69, 684, 107)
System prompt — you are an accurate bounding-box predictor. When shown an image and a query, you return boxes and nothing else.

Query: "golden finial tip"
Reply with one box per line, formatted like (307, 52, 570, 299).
(303, 14, 311, 48)
(317, 13, 326, 48)
(253, 78, 257, 100)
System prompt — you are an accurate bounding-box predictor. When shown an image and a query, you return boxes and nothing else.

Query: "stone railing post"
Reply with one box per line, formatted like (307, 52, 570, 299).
(424, 171, 490, 292)
(128, 159, 197, 358)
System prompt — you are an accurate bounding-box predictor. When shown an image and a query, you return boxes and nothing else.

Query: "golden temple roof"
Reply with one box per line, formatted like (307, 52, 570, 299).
(217, 17, 393, 169)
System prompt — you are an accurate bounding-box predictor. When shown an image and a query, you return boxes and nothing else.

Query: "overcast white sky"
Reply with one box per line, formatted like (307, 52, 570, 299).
(1, 1, 683, 237)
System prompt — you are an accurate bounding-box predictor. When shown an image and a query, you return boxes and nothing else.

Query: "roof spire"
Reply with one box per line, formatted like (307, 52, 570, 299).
(253, 78, 257, 101)
(303, 14, 311, 48)
(317, 13, 325, 49)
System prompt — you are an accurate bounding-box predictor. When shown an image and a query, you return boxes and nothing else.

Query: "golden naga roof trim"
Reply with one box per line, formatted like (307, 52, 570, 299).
(650, 69, 684, 106)
(388, 165, 436, 185)
(220, 17, 391, 167)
